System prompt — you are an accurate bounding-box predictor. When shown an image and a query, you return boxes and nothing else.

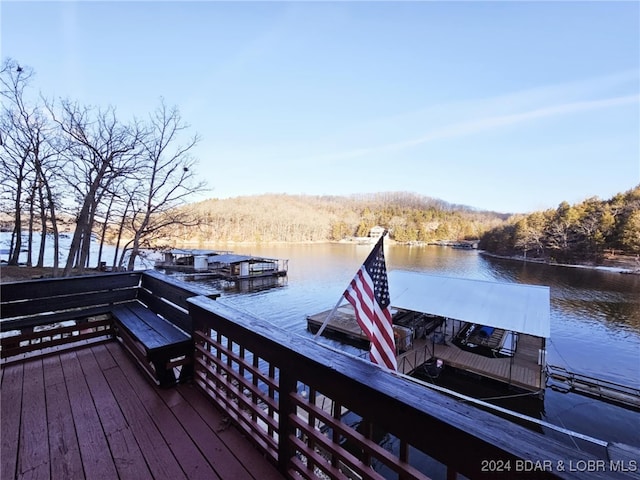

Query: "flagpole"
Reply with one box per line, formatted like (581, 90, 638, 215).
(313, 296, 343, 339)
(314, 231, 388, 342)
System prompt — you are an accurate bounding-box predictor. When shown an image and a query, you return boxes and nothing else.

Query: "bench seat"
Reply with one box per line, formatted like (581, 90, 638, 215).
(111, 303, 192, 387)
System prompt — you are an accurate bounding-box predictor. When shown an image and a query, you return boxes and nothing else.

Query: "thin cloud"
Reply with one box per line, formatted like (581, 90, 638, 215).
(302, 93, 639, 164)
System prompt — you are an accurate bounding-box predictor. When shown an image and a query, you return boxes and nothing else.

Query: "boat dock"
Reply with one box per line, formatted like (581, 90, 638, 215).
(396, 320, 545, 393)
(307, 305, 369, 346)
(546, 365, 640, 410)
(308, 306, 545, 393)
(155, 249, 288, 280)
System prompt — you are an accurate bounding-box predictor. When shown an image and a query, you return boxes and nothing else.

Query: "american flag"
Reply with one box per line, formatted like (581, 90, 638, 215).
(344, 235, 397, 371)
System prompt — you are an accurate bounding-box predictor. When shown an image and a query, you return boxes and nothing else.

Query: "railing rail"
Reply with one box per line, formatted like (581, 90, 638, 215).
(2, 274, 636, 479)
(0, 271, 215, 363)
(188, 295, 627, 480)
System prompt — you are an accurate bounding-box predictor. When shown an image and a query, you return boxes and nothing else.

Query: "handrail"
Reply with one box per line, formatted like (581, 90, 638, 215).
(188, 295, 628, 480)
(0, 271, 216, 362)
(2, 274, 636, 479)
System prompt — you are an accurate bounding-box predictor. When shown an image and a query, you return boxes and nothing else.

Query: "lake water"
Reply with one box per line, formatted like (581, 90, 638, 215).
(180, 242, 640, 453)
(3, 235, 639, 453)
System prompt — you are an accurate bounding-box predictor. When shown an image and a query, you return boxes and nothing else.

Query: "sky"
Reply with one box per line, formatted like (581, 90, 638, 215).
(1, 1, 639, 213)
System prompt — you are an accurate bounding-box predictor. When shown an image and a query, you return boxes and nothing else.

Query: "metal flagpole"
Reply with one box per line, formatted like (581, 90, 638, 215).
(313, 296, 344, 339)
(314, 232, 388, 341)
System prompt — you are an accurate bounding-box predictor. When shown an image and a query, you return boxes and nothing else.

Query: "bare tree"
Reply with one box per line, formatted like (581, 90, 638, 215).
(119, 100, 206, 270)
(49, 100, 145, 275)
(1, 59, 62, 271)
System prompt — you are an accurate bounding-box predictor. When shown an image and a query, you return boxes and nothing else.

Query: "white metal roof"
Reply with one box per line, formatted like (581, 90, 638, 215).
(207, 254, 278, 264)
(388, 270, 551, 338)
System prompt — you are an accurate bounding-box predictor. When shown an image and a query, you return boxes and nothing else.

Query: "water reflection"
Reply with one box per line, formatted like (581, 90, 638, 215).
(176, 242, 640, 449)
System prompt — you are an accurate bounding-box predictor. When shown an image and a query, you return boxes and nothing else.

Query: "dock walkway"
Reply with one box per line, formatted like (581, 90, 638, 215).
(546, 365, 640, 410)
(310, 308, 545, 392)
(397, 322, 544, 392)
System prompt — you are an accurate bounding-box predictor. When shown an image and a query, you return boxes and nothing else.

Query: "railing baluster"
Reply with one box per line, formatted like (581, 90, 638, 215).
(278, 369, 296, 473)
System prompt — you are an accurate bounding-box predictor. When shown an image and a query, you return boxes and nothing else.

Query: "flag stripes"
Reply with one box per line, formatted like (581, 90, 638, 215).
(343, 236, 397, 371)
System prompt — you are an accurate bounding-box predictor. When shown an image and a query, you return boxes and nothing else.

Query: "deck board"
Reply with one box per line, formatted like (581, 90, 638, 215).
(76, 347, 153, 479)
(43, 356, 84, 480)
(1, 362, 23, 480)
(103, 342, 215, 480)
(0, 342, 284, 480)
(176, 382, 285, 480)
(19, 360, 49, 480)
(61, 350, 120, 480)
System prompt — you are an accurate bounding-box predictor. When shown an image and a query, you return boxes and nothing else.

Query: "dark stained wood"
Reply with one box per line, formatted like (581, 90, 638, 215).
(103, 342, 214, 479)
(111, 303, 192, 387)
(112, 303, 190, 349)
(139, 270, 219, 333)
(18, 359, 49, 479)
(8, 274, 633, 480)
(42, 355, 84, 480)
(1, 289, 137, 319)
(1, 317, 114, 359)
(0, 271, 141, 302)
(60, 350, 120, 479)
(2, 304, 122, 331)
(0, 342, 284, 480)
(138, 288, 193, 333)
(1, 362, 23, 480)
(189, 295, 631, 480)
(141, 269, 216, 304)
(75, 347, 153, 479)
(176, 380, 285, 480)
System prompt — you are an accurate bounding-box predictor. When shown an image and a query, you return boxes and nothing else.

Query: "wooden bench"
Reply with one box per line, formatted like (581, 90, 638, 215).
(1, 270, 219, 388)
(111, 303, 193, 388)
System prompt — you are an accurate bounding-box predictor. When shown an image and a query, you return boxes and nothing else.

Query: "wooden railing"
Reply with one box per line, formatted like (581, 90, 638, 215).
(188, 296, 630, 480)
(0, 271, 214, 363)
(2, 273, 635, 479)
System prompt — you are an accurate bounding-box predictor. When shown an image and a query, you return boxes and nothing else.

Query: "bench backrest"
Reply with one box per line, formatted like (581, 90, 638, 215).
(137, 270, 217, 333)
(1, 272, 142, 330)
(1, 270, 218, 332)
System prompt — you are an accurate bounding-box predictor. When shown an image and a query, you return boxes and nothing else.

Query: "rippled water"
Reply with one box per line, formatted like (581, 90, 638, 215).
(185, 243, 640, 449)
(4, 234, 638, 449)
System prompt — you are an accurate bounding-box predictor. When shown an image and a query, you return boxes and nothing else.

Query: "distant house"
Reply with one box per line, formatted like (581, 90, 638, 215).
(369, 225, 386, 238)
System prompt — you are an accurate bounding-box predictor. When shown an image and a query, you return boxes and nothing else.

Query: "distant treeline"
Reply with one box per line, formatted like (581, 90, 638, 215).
(479, 185, 640, 261)
(170, 188, 640, 264)
(170, 192, 509, 244)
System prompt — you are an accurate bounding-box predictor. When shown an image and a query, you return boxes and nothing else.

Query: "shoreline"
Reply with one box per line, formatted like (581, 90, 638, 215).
(3, 246, 639, 283)
(479, 251, 640, 275)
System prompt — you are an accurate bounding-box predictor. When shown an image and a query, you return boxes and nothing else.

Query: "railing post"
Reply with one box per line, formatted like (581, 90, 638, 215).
(278, 369, 297, 474)
(446, 466, 458, 480)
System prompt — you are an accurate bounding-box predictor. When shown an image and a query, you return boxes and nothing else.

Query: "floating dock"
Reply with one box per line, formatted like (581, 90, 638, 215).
(396, 320, 545, 393)
(546, 365, 640, 410)
(155, 249, 288, 280)
(309, 307, 545, 393)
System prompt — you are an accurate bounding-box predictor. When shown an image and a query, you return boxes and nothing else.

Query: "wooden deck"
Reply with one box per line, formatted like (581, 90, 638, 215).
(307, 305, 368, 344)
(397, 322, 545, 392)
(0, 342, 284, 480)
(309, 307, 545, 392)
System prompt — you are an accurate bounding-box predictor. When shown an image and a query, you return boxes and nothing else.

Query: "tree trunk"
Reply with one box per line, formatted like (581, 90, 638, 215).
(36, 184, 47, 268)
(26, 183, 36, 267)
(9, 190, 22, 265)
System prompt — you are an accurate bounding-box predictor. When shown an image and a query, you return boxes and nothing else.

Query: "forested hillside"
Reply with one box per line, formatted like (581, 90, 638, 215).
(480, 185, 640, 261)
(167, 192, 508, 244)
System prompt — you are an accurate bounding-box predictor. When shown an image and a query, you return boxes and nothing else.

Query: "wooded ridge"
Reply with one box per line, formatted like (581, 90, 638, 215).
(165, 186, 640, 266)
(480, 185, 640, 262)
(165, 191, 509, 244)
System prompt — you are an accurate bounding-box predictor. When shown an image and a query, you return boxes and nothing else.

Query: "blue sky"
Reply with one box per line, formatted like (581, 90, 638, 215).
(2, 1, 639, 213)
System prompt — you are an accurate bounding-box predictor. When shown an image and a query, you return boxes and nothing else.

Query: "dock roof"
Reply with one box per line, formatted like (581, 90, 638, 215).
(166, 248, 226, 256)
(388, 270, 551, 338)
(207, 254, 279, 264)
